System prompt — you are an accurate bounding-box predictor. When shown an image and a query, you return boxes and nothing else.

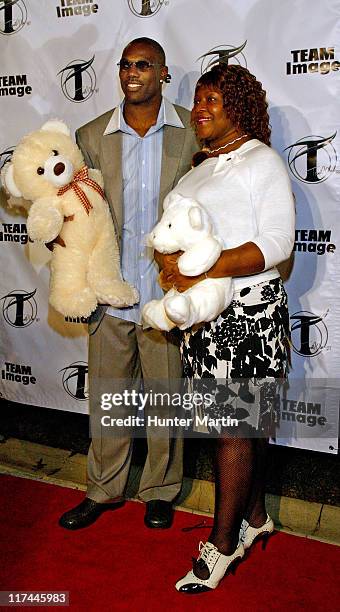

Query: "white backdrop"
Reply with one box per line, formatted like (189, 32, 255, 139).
(0, 0, 339, 452)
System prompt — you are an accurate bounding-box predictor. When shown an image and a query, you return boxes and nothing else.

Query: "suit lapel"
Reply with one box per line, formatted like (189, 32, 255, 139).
(159, 124, 186, 216)
(99, 131, 123, 238)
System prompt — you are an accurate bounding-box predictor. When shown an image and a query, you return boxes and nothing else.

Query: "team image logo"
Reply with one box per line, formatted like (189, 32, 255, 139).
(0, 222, 29, 246)
(60, 361, 88, 400)
(294, 228, 336, 256)
(1, 288, 38, 327)
(198, 41, 247, 74)
(2, 361, 36, 385)
(58, 56, 96, 102)
(0, 146, 14, 171)
(0, 74, 32, 98)
(290, 310, 328, 357)
(127, 0, 166, 18)
(286, 47, 340, 76)
(0, 0, 27, 35)
(64, 315, 89, 324)
(284, 133, 337, 183)
(56, 0, 99, 19)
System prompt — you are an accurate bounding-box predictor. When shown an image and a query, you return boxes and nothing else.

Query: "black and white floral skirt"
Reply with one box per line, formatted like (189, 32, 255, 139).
(180, 277, 290, 436)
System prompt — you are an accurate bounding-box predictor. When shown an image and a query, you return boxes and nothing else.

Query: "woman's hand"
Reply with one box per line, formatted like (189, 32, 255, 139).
(153, 249, 165, 270)
(157, 251, 181, 291)
(160, 260, 205, 292)
(155, 250, 190, 292)
(157, 242, 265, 292)
(154, 250, 182, 271)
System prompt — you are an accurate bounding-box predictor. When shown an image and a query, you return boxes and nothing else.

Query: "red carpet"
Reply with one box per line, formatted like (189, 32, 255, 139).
(0, 474, 339, 611)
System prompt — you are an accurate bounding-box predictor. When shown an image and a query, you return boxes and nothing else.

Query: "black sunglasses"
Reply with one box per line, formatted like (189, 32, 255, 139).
(117, 59, 162, 72)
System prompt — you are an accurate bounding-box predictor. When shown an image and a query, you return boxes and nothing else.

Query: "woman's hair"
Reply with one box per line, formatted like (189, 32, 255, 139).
(195, 64, 271, 145)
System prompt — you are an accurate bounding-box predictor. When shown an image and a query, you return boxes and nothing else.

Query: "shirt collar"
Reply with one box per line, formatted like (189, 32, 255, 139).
(103, 97, 184, 136)
(163, 97, 185, 128)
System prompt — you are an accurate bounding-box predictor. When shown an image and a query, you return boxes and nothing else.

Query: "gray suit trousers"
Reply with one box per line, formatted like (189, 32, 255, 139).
(87, 314, 183, 503)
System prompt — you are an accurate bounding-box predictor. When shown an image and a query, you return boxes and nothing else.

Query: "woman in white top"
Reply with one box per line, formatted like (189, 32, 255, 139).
(158, 64, 295, 594)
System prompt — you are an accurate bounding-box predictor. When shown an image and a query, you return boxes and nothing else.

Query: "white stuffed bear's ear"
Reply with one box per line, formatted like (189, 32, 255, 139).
(1, 162, 22, 198)
(41, 120, 70, 136)
(188, 206, 203, 230)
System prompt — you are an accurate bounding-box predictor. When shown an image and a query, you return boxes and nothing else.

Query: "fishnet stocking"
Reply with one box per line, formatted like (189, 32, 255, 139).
(208, 437, 254, 556)
(208, 438, 268, 557)
(244, 438, 268, 528)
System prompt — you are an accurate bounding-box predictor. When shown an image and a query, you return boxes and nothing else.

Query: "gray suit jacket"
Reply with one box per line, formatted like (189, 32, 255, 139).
(75, 102, 198, 333)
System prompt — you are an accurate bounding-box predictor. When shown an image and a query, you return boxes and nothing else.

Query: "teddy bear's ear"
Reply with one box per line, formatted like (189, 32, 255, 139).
(41, 120, 70, 136)
(1, 163, 23, 198)
(188, 206, 203, 230)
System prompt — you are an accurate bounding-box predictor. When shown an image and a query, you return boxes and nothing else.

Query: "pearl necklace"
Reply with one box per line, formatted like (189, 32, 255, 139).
(202, 133, 248, 154)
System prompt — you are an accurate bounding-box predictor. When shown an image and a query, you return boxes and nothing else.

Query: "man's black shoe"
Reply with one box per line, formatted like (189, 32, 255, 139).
(144, 500, 173, 529)
(59, 497, 124, 530)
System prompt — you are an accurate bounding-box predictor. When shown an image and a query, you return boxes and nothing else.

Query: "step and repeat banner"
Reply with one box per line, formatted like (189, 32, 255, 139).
(0, 0, 339, 452)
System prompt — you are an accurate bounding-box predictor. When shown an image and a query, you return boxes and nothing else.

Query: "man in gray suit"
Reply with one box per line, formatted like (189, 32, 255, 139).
(59, 38, 197, 530)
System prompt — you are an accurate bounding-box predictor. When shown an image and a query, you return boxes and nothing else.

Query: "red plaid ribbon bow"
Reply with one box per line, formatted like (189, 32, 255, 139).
(57, 166, 104, 214)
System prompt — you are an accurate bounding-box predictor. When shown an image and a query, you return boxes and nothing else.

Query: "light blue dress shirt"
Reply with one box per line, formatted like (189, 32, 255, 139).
(104, 98, 185, 324)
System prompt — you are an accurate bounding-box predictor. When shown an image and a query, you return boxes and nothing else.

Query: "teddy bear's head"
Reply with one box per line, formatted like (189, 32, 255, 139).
(2, 120, 84, 202)
(149, 193, 213, 253)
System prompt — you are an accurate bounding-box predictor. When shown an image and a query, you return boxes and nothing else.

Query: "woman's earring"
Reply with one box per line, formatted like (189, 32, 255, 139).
(164, 74, 171, 83)
(159, 79, 163, 83)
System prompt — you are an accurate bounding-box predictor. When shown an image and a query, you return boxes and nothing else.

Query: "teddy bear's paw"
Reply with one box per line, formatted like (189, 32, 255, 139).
(142, 301, 175, 331)
(164, 293, 190, 326)
(50, 287, 97, 318)
(27, 206, 63, 243)
(96, 280, 139, 307)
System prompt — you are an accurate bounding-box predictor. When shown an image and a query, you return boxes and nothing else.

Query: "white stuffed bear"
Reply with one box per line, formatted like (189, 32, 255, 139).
(142, 193, 233, 331)
(1, 120, 139, 318)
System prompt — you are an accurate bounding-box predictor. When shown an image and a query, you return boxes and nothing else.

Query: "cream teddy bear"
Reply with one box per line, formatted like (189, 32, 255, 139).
(1, 120, 138, 318)
(142, 193, 233, 331)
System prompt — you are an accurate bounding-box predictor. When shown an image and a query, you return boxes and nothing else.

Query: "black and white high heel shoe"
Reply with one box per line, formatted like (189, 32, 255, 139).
(239, 514, 274, 550)
(175, 541, 245, 594)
